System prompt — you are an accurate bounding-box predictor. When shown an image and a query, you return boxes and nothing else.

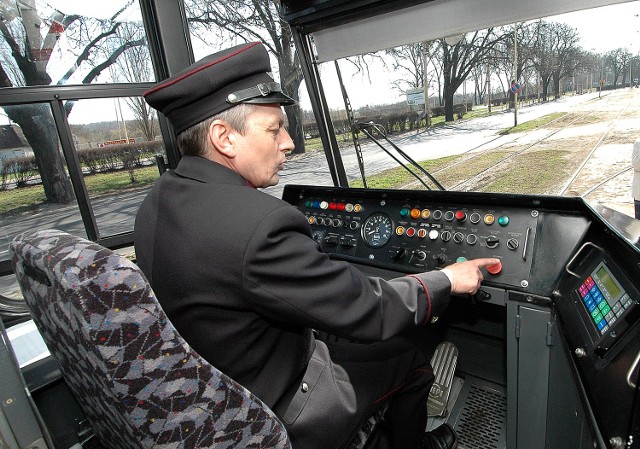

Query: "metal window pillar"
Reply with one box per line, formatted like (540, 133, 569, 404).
(290, 29, 349, 187)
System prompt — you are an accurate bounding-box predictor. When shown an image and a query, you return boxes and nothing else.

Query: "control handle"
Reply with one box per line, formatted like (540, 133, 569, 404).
(564, 242, 604, 278)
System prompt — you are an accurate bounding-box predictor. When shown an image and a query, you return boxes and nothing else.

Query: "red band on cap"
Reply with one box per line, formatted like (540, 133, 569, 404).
(143, 42, 261, 97)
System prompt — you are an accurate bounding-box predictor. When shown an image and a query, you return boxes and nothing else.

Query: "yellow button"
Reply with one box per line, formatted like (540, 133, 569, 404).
(484, 214, 495, 225)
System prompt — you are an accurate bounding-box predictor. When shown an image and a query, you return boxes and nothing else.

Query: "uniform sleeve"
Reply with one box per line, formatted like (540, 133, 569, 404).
(241, 204, 451, 341)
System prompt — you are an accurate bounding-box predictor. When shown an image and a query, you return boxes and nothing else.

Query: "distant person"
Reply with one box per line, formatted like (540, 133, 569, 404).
(633, 139, 640, 219)
(136, 41, 498, 449)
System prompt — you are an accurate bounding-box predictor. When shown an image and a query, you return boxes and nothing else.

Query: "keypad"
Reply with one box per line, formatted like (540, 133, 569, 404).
(578, 275, 631, 335)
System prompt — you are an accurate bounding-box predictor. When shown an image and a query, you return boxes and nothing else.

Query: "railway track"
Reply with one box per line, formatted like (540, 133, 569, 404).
(404, 89, 638, 204)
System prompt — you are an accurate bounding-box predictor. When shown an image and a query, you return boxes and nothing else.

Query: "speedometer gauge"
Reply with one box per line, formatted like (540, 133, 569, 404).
(361, 213, 393, 248)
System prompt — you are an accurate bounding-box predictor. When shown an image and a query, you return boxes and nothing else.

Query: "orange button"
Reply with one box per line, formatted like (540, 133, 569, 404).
(410, 208, 421, 219)
(486, 261, 502, 275)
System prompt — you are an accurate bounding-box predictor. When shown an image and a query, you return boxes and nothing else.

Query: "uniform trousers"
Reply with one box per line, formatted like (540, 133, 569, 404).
(274, 336, 434, 449)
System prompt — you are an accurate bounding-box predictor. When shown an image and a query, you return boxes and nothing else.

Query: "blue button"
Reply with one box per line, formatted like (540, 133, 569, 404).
(583, 293, 592, 302)
(597, 319, 607, 330)
(587, 300, 596, 312)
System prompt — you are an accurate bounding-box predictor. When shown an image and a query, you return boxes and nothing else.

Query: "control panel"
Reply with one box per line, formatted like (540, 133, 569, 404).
(559, 241, 640, 361)
(282, 185, 540, 290)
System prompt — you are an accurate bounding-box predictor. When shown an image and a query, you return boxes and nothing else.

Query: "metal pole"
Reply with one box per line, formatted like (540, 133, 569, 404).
(487, 63, 492, 113)
(513, 24, 518, 127)
(422, 41, 430, 128)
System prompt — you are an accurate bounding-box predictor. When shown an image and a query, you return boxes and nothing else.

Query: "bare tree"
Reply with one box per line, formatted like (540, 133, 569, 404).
(386, 43, 426, 93)
(108, 24, 156, 142)
(440, 29, 506, 121)
(605, 48, 632, 87)
(530, 21, 581, 100)
(185, 0, 306, 154)
(0, 0, 144, 204)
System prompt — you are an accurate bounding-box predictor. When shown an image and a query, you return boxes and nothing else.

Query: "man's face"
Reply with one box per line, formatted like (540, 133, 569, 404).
(232, 104, 295, 188)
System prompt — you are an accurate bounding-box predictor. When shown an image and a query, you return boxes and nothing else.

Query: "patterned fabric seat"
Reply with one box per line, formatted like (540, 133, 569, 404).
(10, 229, 291, 449)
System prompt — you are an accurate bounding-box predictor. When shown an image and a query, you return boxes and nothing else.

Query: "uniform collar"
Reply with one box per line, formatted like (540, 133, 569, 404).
(174, 155, 255, 188)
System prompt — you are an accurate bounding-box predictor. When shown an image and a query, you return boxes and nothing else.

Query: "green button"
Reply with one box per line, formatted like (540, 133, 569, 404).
(400, 208, 409, 217)
(598, 301, 607, 310)
(456, 257, 467, 263)
(601, 304, 611, 315)
(498, 216, 509, 226)
(591, 309, 600, 319)
(593, 312, 603, 323)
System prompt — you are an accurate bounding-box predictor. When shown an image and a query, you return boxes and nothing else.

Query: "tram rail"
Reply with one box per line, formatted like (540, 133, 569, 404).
(398, 90, 637, 201)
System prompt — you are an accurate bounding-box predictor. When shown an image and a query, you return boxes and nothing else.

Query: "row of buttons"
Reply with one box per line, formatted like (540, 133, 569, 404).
(394, 226, 519, 249)
(307, 216, 359, 229)
(305, 201, 363, 212)
(399, 208, 509, 226)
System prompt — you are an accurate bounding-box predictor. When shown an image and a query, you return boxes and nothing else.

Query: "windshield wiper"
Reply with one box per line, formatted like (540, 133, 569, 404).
(354, 121, 445, 191)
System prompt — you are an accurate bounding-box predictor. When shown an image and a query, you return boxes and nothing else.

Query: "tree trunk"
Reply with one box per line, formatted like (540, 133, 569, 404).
(444, 84, 455, 122)
(4, 104, 75, 204)
(288, 103, 305, 155)
(553, 72, 561, 99)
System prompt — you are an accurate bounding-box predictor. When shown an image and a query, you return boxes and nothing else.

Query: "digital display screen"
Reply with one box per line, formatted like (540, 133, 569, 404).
(577, 262, 631, 335)
(595, 266, 621, 299)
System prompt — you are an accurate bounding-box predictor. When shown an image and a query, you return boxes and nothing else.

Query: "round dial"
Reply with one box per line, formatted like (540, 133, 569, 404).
(361, 213, 393, 248)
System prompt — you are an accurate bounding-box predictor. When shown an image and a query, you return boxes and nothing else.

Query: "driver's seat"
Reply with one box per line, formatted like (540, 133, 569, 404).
(10, 229, 291, 448)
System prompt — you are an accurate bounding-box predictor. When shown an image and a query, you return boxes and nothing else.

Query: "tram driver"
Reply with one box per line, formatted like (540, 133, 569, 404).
(135, 42, 499, 449)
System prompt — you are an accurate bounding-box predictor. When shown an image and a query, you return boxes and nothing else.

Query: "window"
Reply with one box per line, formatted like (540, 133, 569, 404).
(0, 0, 152, 87)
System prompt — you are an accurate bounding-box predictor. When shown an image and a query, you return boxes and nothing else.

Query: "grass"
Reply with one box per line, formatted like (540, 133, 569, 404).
(83, 166, 159, 194)
(0, 166, 160, 215)
(499, 112, 567, 135)
(347, 148, 571, 195)
(350, 155, 461, 189)
(479, 150, 570, 194)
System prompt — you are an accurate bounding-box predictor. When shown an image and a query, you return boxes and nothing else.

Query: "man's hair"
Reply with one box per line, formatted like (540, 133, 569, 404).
(176, 103, 256, 157)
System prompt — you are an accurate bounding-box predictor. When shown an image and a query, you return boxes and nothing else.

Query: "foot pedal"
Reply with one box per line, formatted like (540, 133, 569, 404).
(427, 341, 458, 417)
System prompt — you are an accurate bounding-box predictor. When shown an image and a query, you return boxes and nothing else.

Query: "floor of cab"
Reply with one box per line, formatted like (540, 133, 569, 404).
(429, 375, 506, 449)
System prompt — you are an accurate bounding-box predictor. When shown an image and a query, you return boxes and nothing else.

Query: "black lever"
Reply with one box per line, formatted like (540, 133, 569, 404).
(470, 289, 491, 304)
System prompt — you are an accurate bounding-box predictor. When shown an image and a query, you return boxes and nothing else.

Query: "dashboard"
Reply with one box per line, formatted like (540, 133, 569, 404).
(283, 184, 564, 292)
(283, 184, 640, 447)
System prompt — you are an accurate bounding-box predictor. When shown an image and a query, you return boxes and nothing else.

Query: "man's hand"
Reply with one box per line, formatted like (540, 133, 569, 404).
(441, 258, 501, 295)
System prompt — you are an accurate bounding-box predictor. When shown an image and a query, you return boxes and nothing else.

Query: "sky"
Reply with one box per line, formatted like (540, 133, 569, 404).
(305, 1, 640, 111)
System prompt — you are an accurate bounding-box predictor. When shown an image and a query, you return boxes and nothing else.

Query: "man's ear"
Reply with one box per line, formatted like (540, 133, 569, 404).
(209, 120, 236, 158)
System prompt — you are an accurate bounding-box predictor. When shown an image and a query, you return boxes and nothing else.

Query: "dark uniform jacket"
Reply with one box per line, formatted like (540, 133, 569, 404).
(134, 155, 451, 408)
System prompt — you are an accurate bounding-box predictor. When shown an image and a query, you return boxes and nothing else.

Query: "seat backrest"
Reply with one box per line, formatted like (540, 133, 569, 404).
(10, 229, 290, 449)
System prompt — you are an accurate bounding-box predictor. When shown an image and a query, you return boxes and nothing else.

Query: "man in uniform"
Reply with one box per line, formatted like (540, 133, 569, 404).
(136, 41, 499, 449)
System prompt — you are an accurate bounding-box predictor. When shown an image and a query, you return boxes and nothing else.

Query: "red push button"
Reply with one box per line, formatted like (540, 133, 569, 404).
(455, 211, 467, 222)
(486, 261, 502, 275)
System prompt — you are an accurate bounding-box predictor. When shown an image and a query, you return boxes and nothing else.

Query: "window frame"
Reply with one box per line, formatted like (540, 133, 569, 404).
(0, 0, 195, 276)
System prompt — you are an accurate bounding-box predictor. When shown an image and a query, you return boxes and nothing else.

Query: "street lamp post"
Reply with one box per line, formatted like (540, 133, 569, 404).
(422, 41, 430, 128)
(513, 24, 518, 127)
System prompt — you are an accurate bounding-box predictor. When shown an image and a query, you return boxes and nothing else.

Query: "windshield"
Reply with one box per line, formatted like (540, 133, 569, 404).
(299, 1, 639, 219)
